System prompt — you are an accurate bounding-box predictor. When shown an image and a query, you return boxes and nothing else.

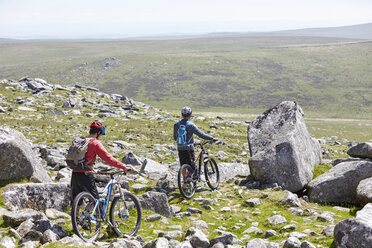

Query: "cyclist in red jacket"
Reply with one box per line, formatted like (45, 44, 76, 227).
(70, 121, 127, 201)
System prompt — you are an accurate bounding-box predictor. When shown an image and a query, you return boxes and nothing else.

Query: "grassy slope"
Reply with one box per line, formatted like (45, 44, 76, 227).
(0, 80, 369, 247)
(0, 36, 371, 118)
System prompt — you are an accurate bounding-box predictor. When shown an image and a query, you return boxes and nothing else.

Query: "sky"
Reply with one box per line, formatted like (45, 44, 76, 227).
(0, 0, 371, 39)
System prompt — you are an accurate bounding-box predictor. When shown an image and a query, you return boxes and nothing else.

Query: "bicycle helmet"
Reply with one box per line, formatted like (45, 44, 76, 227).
(181, 106, 192, 116)
(90, 121, 106, 135)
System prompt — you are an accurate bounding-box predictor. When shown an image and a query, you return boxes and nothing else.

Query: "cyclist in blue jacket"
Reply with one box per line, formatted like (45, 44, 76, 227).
(173, 106, 216, 178)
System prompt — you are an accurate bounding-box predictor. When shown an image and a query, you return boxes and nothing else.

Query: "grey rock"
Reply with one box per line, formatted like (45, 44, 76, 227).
(174, 241, 192, 248)
(357, 177, 372, 205)
(281, 224, 297, 232)
(43, 229, 59, 243)
(347, 142, 372, 158)
(246, 238, 280, 248)
(242, 226, 263, 235)
(0, 106, 5, 113)
(158, 230, 184, 240)
(187, 208, 202, 214)
(317, 212, 335, 223)
(44, 109, 66, 115)
(170, 205, 181, 215)
(334, 203, 372, 248)
(245, 198, 260, 207)
(282, 190, 302, 207)
(248, 101, 322, 192)
(132, 184, 148, 193)
(321, 224, 335, 237)
(283, 237, 301, 248)
(209, 234, 234, 247)
(264, 230, 278, 238)
(0, 236, 16, 248)
(21, 229, 43, 243)
(122, 152, 143, 166)
(267, 215, 287, 225)
(192, 220, 209, 231)
(300, 241, 316, 248)
(185, 227, 209, 248)
(17, 219, 35, 237)
(307, 160, 372, 204)
(2, 209, 46, 227)
(210, 242, 224, 248)
(288, 232, 307, 239)
(2, 183, 70, 211)
(138, 192, 172, 217)
(218, 163, 250, 182)
(140, 158, 168, 180)
(0, 126, 51, 183)
(144, 237, 169, 248)
(144, 214, 161, 222)
(332, 157, 369, 166)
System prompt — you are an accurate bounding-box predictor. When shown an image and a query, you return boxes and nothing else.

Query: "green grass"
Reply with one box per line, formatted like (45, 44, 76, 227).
(1, 36, 371, 119)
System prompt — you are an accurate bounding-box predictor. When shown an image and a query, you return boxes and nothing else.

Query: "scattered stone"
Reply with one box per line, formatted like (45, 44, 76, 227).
(2, 209, 46, 227)
(284, 237, 301, 248)
(138, 192, 172, 217)
(245, 198, 260, 207)
(267, 215, 287, 225)
(334, 203, 372, 247)
(185, 227, 209, 248)
(347, 142, 372, 158)
(282, 190, 302, 207)
(220, 207, 231, 212)
(209, 234, 234, 247)
(144, 214, 161, 222)
(307, 160, 372, 204)
(300, 240, 316, 248)
(187, 208, 202, 214)
(356, 177, 372, 205)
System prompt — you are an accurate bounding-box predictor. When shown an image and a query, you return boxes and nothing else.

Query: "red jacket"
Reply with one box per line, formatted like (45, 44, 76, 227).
(72, 138, 126, 172)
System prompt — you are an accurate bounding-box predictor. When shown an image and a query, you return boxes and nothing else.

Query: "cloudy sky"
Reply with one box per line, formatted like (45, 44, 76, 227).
(0, 0, 371, 39)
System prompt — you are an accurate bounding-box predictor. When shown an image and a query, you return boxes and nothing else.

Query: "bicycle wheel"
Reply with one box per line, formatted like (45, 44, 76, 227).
(178, 164, 196, 199)
(71, 192, 101, 242)
(204, 157, 220, 190)
(109, 192, 141, 237)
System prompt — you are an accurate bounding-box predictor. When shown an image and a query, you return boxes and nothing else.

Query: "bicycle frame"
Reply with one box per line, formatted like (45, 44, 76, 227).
(88, 174, 128, 225)
(193, 143, 209, 178)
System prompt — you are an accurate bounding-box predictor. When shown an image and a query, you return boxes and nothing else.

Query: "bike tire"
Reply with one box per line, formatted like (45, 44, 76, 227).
(178, 164, 196, 199)
(71, 191, 101, 242)
(204, 157, 220, 190)
(109, 192, 141, 237)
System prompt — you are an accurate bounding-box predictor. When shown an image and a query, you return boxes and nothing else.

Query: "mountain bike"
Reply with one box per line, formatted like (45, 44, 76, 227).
(178, 141, 220, 199)
(71, 169, 141, 242)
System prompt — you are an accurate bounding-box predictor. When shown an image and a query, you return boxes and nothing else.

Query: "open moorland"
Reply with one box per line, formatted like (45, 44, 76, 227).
(0, 36, 371, 118)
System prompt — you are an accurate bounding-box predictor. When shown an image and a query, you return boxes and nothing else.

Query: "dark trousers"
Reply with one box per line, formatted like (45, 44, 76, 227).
(71, 172, 99, 203)
(178, 149, 195, 170)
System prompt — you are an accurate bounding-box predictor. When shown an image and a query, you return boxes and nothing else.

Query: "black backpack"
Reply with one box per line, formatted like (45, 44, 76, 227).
(66, 137, 94, 170)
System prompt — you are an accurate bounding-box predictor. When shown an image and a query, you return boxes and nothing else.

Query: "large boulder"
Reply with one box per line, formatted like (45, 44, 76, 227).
(347, 142, 372, 158)
(248, 101, 322, 192)
(357, 177, 372, 205)
(307, 160, 372, 204)
(2, 183, 70, 211)
(0, 126, 51, 183)
(334, 203, 372, 247)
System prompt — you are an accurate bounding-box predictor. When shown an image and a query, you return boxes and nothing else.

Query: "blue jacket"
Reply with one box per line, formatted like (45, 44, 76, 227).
(173, 119, 213, 150)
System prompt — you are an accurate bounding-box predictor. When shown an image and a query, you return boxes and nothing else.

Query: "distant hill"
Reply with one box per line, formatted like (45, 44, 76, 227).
(274, 23, 372, 40)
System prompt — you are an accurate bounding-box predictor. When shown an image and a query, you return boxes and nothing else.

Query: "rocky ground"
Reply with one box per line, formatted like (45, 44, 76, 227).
(0, 78, 371, 248)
